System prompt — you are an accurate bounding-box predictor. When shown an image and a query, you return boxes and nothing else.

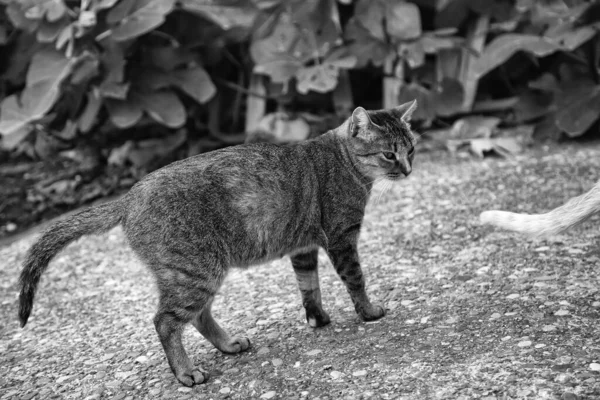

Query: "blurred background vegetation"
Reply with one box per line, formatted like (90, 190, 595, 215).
(1, 0, 600, 236)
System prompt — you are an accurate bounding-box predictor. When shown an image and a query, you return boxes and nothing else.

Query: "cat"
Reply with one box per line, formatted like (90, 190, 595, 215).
(18, 100, 418, 387)
(480, 179, 600, 237)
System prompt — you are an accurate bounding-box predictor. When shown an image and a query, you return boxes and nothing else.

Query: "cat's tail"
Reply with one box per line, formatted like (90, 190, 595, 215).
(18, 197, 127, 327)
(480, 180, 600, 237)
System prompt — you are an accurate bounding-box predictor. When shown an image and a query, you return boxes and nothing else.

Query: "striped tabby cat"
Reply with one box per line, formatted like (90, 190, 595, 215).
(18, 101, 418, 386)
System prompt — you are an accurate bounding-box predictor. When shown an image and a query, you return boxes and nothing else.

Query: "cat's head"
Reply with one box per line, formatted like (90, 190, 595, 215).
(346, 100, 418, 182)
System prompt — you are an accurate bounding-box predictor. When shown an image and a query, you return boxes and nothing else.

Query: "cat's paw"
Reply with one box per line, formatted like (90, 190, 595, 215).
(176, 368, 206, 387)
(220, 337, 251, 354)
(307, 309, 331, 328)
(359, 304, 385, 321)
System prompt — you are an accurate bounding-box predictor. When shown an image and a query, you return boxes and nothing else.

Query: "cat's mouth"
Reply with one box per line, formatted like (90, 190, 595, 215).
(386, 173, 404, 181)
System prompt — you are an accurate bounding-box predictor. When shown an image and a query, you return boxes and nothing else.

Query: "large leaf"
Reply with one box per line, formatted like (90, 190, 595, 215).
(344, 19, 390, 68)
(296, 50, 356, 94)
(180, 0, 259, 30)
(171, 67, 217, 104)
(254, 59, 303, 84)
(386, 0, 421, 40)
(0, 48, 75, 136)
(134, 67, 216, 104)
(6, 3, 40, 32)
(472, 34, 561, 79)
(133, 90, 186, 128)
(354, 0, 385, 41)
(107, 0, 176, 42)
(78, 88, 103, 133)
(105, 98, 143, 128)
(556, 85, 600, 137)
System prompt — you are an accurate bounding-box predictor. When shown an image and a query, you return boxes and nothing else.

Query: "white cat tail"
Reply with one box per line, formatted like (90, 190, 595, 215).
(480, 179, 600, 237)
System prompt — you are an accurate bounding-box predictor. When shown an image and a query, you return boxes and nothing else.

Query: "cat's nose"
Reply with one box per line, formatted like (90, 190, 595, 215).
(397, 159, 412, 176)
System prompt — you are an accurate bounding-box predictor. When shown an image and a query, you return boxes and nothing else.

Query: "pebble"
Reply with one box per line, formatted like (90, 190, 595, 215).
(506, 294, 520, 300)
(490, 313, 501, 320)
(592, 301, 600, 308)
(261, 391, 277, 399)
(517, 341, 532, 348)
(257, 347, 270, 355)
(306, 349, 322, 356)
(590, 363, 600, 371)
(272, 358, 283, 367)
(220, 387, 231, 394)
(353, 370, 367, 377)
(330, 371, 343, 379)
(542, 325, 556, 332)
(134, 356, 148, 363)
(56, 375, 75, 384)
(562, 393, 578, 400)
(555, 309, 570, 316)
(535, 344, 546, 349)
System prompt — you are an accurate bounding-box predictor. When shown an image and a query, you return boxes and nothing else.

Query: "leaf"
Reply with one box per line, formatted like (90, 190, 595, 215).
(55, 119, 78, 140)
(171, 67, 216, 104)
(78, 88, 103, 133)
(295, 52, 356, 94)
(143, 45, 194, 71)
(250, 12, 302, 65)
(344, 19, 389, 68)
(0, 48, 75, 136)
(445, 116, 501, 140)
(100, 82, 130, 99)
(398, 83, 435, 121)
(133, 90, 186, 128)
(473, 34, 561, 79)
(0, 125, 33, 150)
(252, 112, 311, 143)
(556, 85, 600, 137)
(469, 137, 522, 158)
(180, 0, 259, 30)
(44, 0, 68, 22)
(355, 0, 385, 41)
(70, 54, 100, 85)
(386, 0, 421, 40)
(127, 129, 187, 167)
(434, 78, 464, 117)
(105, 98, 143, 128)
(108, 0, 176, 42)
(91, 0, 120, 11)
(399, 42, 425, 68)
(6, 3, 40, 32)
(254, 59, 303, 84)
(550, 26, 597, 51)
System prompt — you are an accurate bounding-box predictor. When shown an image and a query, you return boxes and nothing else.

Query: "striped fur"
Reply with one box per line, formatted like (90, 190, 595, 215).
(480, 179, 600, 237)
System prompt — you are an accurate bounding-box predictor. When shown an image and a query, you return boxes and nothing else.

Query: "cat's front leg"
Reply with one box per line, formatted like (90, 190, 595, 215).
(291, 250, 331, 328)
(327, 244, 385, 321)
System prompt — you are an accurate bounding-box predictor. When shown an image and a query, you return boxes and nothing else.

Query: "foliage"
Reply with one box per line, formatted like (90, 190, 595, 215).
(0, 0, 600, 158)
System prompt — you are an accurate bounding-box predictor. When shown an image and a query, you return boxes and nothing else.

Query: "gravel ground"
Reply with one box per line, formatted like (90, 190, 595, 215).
(1, 143, 600, 400)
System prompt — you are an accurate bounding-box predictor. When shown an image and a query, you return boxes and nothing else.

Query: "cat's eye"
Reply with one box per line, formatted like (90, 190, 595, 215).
(382, 152, 395, 160)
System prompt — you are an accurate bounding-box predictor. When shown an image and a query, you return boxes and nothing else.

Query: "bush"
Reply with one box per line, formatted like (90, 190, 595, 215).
(0, 0, 599, 159)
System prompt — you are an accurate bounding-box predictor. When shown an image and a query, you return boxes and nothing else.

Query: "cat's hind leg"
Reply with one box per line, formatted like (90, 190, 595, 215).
(291, 250, 331, 328)
(150, 252, 225, 386)
(192, 298, 251, 354)
(154, 308, 205, 386)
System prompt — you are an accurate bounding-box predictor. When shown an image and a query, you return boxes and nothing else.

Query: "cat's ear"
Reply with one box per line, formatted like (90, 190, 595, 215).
(351, 107, 372, 137)
(395, 99, 418, 122)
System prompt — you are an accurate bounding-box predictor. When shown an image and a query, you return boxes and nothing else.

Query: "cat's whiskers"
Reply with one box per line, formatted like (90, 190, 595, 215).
(363, 177, 387, 202)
